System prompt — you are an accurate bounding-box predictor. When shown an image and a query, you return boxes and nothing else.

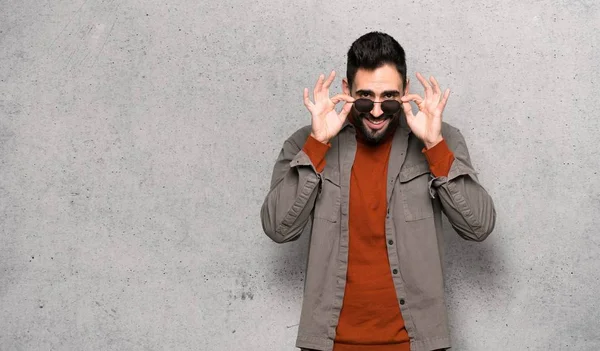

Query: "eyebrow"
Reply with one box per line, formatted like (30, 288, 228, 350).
(355, 89, 401, 96)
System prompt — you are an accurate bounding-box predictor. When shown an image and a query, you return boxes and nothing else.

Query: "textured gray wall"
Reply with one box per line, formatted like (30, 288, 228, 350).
(1, 0, 599, 350)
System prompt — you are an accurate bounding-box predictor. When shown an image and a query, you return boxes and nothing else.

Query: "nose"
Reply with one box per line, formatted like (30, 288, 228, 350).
(371, 102, 384, 118)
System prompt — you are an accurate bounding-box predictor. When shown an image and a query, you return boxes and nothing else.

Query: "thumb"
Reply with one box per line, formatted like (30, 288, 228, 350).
(402, 100, 414, 119)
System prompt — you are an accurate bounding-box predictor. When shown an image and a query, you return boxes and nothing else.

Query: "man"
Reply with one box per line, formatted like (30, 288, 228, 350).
(260, 32, 496, 351)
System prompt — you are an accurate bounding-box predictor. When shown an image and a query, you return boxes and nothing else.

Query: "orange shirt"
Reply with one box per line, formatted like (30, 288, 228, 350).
(302, 132, 454, 350)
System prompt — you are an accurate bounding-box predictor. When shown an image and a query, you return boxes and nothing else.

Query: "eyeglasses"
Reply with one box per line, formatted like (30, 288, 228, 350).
(352, 98, 402, 115)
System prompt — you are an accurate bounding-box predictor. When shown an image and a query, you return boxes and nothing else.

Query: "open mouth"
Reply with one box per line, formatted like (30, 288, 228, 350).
(364, 117, 389, 131)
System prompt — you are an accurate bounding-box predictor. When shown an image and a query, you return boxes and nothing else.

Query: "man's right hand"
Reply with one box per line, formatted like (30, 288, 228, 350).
(303, 70, 355, 144)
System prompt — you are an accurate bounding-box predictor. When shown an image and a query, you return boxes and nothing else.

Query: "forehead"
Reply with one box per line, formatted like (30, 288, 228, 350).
(353, 63, 403, 92)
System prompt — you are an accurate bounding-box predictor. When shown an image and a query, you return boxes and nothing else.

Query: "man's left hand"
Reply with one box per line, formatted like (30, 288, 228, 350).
(401, 72, 450, 149)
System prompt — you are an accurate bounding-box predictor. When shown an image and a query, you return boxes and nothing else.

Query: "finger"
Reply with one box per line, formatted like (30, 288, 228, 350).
(339, 101, 352, 121)
(303, 88, 314, 111)
(416, 72, 432, 100)
(313, 74, 325, 97)
(430, 76, 441, 99)
(437, 88, 450, 111)
(322, 70, 336, 90)
(401, 93, 424, 105)
(330, 93, 355, 104)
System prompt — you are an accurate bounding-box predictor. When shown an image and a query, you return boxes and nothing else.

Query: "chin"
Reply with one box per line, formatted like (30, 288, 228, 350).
(363, 121, 388, 136)
(366, 128, 386, 139)
(359, 127, 386, 145)
(359, 116, 399, 144)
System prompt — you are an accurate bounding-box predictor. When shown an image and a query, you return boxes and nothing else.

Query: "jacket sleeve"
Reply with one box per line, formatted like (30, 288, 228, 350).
(428, 126, 496, 241)
(260, 129, 323, 243)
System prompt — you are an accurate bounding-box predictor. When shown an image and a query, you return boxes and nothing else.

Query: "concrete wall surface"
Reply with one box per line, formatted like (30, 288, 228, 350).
(1, 0, 599, 350)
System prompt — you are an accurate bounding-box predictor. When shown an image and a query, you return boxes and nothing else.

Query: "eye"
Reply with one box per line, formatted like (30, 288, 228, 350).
(384, 93, 395, 99)
(360, 92, 370, 98)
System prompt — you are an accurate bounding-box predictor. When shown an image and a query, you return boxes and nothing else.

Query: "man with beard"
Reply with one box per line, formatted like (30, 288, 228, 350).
(260, 32, 496, 351)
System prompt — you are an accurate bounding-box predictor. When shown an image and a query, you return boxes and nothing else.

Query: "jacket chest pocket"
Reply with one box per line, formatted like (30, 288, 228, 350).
(314, 168, 341, 223)
(399, 161, 434, 221)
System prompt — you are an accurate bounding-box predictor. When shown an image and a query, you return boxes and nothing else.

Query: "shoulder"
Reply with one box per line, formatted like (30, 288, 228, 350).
(287, 124, 312, 146)
(441, 121, 468, 146)
(441, 121, 473, 158)
(441, 121, 461, 139)
(284, 124, 312, 150)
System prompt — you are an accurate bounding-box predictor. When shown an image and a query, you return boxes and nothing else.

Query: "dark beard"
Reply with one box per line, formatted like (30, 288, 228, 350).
(351, 109, 401, 146)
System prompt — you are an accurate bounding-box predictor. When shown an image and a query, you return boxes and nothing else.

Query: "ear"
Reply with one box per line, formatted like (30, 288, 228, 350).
(342, 78, 351, 95)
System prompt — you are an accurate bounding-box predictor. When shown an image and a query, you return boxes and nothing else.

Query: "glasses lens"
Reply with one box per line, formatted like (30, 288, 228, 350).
(381, 100, 401, 114)
(353, 98, 374, 113)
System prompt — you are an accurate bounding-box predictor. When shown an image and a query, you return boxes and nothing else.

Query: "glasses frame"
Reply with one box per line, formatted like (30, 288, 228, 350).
(351, 98, 402, 115)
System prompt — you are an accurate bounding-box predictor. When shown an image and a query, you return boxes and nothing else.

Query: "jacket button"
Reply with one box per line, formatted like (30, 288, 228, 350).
(393, 269, 398, 274)
(400, 298, 405, 305)
(388, 240, 394, 245)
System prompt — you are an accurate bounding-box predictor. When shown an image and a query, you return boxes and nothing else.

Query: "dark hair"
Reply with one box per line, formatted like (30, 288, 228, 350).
(346, 32, 407, 90)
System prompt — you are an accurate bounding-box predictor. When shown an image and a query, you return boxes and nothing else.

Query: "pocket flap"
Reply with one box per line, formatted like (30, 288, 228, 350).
(322, 167, 340, 186)
(399, 161, 430, 183)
